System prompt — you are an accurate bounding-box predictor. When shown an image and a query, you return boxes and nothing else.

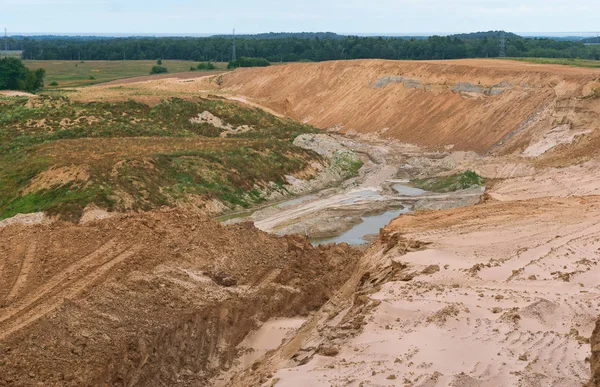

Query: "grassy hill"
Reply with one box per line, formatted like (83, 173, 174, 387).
(0, 96, 323, 221)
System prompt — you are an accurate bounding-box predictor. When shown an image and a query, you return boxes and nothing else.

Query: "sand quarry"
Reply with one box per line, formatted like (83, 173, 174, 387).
(2, 59, 600, 386)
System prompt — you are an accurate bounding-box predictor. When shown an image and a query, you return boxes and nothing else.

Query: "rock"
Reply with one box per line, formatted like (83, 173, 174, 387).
(319, 346, 340, 357)
(422, 265, 440, 275)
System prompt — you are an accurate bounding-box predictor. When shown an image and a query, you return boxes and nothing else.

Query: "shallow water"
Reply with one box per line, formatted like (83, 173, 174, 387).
(275, 195, 319, 208)
(311, 207, 409, 246)
(392, 183, 427, 196)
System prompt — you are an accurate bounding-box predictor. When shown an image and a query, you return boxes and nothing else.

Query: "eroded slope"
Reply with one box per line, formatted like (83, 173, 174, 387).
(235, 197, 600, 386)
(0, 209, 360, 386)
(219, 59, 600, 155)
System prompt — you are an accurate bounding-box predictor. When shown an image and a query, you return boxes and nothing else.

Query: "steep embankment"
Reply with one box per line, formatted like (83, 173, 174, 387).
(235, 196, 600, 386)
(220, 59, 600, 155)
(0, 208, 360, 386)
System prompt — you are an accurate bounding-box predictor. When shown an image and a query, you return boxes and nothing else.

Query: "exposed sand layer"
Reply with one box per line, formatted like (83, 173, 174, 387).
(3, 59, 600, 386)
(217, 59, 600, 154)
(234, 197, 600, 386)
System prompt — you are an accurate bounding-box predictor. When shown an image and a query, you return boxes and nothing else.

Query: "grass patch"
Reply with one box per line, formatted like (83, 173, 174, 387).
(332, 152, 363, 177)
(0, 96, 321, 220)
(505, 57, 600, 68)
(23, 60, 228, 89)
(412, 170, 484, 193)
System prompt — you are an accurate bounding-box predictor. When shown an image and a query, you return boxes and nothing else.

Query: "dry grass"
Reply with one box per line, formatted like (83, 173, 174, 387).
(24, 60, 228, 88)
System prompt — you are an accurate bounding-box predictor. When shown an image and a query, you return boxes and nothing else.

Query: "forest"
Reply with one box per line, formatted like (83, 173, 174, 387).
(8, 31, 600, 62)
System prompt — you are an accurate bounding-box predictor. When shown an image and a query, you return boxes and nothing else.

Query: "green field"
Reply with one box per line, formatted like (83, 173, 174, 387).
(506, 57, 600, 68)
(23, 60, 228, 88)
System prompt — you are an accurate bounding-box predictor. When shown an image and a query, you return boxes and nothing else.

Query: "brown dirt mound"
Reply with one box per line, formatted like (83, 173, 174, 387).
(0, 208, 360, 386)
(219, 59, 600, 155)
(591, 319, 600, 386)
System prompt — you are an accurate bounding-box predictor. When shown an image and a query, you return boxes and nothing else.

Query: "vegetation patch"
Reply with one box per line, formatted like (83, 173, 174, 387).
(507, 57, 600, 69)
(412, 170, 484, 193)
(0, 58, 45, 92)
(0, 96, 324, 220)
(23, 60, 227, 89)
(228, 57, 271, 69)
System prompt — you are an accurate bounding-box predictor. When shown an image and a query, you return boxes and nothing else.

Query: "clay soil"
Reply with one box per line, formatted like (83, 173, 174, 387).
(0, 208, 359, 386)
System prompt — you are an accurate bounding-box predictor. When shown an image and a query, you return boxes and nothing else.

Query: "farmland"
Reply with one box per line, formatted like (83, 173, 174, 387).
(23, 60, 227, 88)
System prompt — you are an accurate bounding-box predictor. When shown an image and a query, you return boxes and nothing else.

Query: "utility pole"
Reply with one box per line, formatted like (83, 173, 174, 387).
(232, 28, 236, 61)
(499, 31, 506, 58)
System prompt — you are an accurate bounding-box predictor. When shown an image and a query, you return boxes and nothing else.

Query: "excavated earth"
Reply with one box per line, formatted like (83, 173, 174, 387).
(2, 59, 600, 386)
(0, 209, 359, 386)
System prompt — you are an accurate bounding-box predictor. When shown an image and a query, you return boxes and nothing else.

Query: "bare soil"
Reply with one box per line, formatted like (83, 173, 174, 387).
(0, 208, 359, 386)
(3, 58, 600, 386)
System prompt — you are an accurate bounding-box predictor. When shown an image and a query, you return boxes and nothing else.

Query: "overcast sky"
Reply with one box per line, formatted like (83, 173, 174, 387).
(5, 0, 599, 35)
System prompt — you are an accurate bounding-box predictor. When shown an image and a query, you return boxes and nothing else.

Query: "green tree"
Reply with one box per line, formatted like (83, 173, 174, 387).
(0, 58, 45, 92)
(150, 65, 168, 74)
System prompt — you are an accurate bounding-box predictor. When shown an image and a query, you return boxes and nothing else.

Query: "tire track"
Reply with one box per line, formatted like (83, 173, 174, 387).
(5, 241, 37, 304)
(0, 242, 141, 340)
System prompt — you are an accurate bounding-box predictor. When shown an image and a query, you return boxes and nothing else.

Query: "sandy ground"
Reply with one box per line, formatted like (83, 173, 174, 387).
(202, 60, 600, 387)
(232, 197, 599, 387)
(0, 90, 36, 97)
(3, 58, 600, 386)
(0, 209, 360, 385)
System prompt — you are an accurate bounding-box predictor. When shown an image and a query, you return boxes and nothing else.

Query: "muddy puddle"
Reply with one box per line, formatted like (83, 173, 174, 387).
(392, 183, 427, 196)
(218, 135, 485, 248)
(310, 207, 409, 246)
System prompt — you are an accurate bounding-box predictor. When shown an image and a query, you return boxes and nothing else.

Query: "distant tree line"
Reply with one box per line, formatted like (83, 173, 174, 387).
(0, 58, 45, 91)
(15, 32, 600, 62)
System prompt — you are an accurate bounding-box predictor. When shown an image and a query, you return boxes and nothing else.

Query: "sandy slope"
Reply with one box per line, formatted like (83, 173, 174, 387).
(233, 197, 600, 386)
(218, 59, 600, 154)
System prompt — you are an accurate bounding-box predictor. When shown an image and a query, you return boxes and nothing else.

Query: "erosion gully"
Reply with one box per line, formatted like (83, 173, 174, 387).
(220, 134, 485, 247)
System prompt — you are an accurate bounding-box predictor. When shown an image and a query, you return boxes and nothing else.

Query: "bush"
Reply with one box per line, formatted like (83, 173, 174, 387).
(197, 62, 216, 70)
(157, 58, 162, 65)
(227, 57, 270, 69)
(411, 170, 484, 193)
(150, 65, 168, 75)
(88, 75, 95, 80)
(49, 81, 58, 86)
(0, 58, 45, 92)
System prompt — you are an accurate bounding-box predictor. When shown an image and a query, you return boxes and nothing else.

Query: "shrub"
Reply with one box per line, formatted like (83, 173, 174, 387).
(0, 58, 45, 92)
(150, 65, 168, 75)
(197, 62, 217, 70)
(88, 75, 95, 80)
(227, 57, 270, 69)
(49, 81, 58, 86)
(411, 170, 484, 193)
(157, 58, 162, 65)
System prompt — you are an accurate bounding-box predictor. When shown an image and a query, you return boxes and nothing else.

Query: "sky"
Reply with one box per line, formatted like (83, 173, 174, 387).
(4, 0, 599, 35)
